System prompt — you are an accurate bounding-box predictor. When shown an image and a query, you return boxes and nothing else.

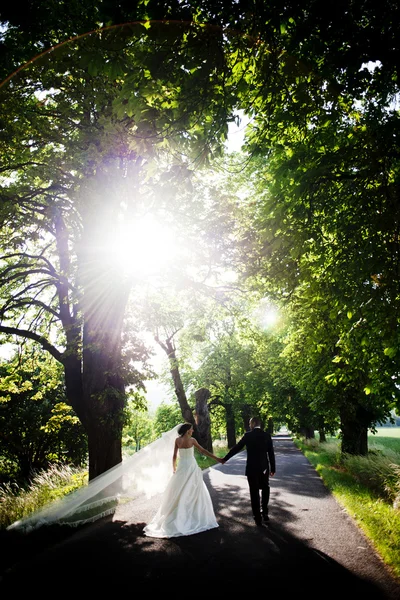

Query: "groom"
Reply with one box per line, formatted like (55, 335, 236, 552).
(222, 416, 275, 527)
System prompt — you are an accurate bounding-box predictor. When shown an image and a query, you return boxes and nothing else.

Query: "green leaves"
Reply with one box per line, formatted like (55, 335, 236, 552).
(384, 347, 397, 359)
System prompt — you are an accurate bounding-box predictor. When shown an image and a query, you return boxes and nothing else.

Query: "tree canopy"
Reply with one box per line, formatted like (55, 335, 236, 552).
(1, 1, 399, 476)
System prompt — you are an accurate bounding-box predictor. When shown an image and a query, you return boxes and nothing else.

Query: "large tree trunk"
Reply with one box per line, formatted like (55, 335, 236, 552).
(340, 403, 372, 455)
(66, 331, 126, 481)
(194, 387, 213, 452)
(299, 427, 315, 439)
(318, 418, 327, 443)
(82, 322, 127, 479)
(63, 349, 84, 415)
(79, 253, 130, 479)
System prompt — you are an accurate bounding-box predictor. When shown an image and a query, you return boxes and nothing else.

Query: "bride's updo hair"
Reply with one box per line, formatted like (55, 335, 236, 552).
(178, 423, 193, 436)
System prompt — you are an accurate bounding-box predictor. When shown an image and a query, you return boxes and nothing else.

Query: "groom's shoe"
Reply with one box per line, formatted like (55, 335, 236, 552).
(254, 518, 264, 527)
(262, 514, 270, 523)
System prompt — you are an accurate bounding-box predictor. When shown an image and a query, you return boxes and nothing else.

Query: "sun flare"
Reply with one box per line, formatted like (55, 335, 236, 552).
(110, 214, 178, 278)
(252, 299, 280, 329)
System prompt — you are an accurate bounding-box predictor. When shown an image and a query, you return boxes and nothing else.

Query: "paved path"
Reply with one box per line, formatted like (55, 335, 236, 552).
(1, 436, 399, 597)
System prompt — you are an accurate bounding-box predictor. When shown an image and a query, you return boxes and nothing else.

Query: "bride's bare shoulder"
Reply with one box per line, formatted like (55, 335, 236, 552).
(175, 437, 195, 449)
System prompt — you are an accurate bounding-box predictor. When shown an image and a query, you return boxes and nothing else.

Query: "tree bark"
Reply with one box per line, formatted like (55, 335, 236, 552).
(194, 387, 213, 452)
(318, 418, 327, 443)
(155, 334, 197, 430)
(299, 426, 315, 439)
(340, 403, 372, 455)
(81, 323, 126, 479)
(78, 253, 130, 479)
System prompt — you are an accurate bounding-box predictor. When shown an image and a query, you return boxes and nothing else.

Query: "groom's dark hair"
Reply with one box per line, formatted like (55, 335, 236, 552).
(178, 423, 193, 436)
(249, 417, 263, 429)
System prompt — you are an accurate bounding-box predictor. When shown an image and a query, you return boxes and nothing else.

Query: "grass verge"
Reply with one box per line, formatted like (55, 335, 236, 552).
(0, 464, 88, 530)
(294, 436, 400, 580)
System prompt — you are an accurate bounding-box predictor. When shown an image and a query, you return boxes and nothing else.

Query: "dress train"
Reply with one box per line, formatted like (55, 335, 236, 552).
(143, 446, 218, 538)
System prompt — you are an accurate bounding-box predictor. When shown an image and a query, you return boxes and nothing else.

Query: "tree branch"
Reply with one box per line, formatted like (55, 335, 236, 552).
(0, 326, 64, 363)
(0, 161, 47, 174)
(1, 298, 60, 320)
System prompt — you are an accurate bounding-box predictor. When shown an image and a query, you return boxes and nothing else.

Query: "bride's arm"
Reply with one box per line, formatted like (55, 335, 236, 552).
(192, 438, 221, 462)
(173, 440, 179, 472)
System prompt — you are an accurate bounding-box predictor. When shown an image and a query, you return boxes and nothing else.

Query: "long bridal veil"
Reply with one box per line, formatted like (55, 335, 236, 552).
(7, 424, 182, 533)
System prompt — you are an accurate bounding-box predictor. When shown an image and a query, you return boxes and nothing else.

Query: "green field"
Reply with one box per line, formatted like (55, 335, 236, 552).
(321, 427, 400, 452)
(368, 428, 400, 453)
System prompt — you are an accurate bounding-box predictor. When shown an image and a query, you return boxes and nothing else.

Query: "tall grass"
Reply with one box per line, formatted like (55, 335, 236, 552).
(294, 435, 400, 579)
(0, 464, 87, 530)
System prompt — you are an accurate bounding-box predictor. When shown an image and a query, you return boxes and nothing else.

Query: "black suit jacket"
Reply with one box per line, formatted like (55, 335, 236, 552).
(223, 428, 276, 476)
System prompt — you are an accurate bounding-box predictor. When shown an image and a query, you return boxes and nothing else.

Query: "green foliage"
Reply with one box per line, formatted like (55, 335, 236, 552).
(122, 404, 154, 453)
(153, 402, 182, 437)
(0, 21, 251, 476)
(1, 1, 400, 472)
(177, 302, 278, 426)
(228, 72, 400, 448)
(0, 348, 87, 481)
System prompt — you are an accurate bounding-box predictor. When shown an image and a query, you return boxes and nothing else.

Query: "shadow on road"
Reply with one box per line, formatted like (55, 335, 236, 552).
(0, 511, 393, 598)
(0, 437, 398, 598)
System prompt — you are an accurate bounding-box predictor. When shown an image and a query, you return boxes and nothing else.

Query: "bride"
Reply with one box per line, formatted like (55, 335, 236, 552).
(7, 422, 221, 536)
(144, 422, 222, 538)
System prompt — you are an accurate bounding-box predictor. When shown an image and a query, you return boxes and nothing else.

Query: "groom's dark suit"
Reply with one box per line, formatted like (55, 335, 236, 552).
(223, 427, 276, 524)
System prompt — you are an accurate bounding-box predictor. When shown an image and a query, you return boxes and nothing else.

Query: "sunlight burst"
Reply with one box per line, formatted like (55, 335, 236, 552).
(252, 298, 280, 330)
(110, 214, 178, 278)
(262, 307, 279, 327)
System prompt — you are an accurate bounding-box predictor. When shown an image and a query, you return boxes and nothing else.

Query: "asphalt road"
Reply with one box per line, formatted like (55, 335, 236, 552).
(1, 435, 399, 598)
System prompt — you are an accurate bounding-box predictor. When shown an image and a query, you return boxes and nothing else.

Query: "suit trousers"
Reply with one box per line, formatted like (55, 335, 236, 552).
(246, 471, 270, 522)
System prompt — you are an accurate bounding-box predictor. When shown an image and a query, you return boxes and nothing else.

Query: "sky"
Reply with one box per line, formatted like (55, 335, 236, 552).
(225, 111, 248, 152)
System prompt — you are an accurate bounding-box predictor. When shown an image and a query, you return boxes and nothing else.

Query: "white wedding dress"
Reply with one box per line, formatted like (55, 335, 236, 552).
(143, 446, 219, 538)
(7, 425, 219, 536)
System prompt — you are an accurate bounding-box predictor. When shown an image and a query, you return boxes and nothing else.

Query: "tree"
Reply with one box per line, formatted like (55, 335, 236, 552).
(0, 347, 87, 480)
(239, 107, 400, 453)
(193, 387, 213, 451)
(122, 405, 153, 453)
(179, 303, 275, 447)
(0, 23, 248, 478)
(2, 1, 399, 463)
(155, 328, 195, 426)
(153, 402, 182, 438)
